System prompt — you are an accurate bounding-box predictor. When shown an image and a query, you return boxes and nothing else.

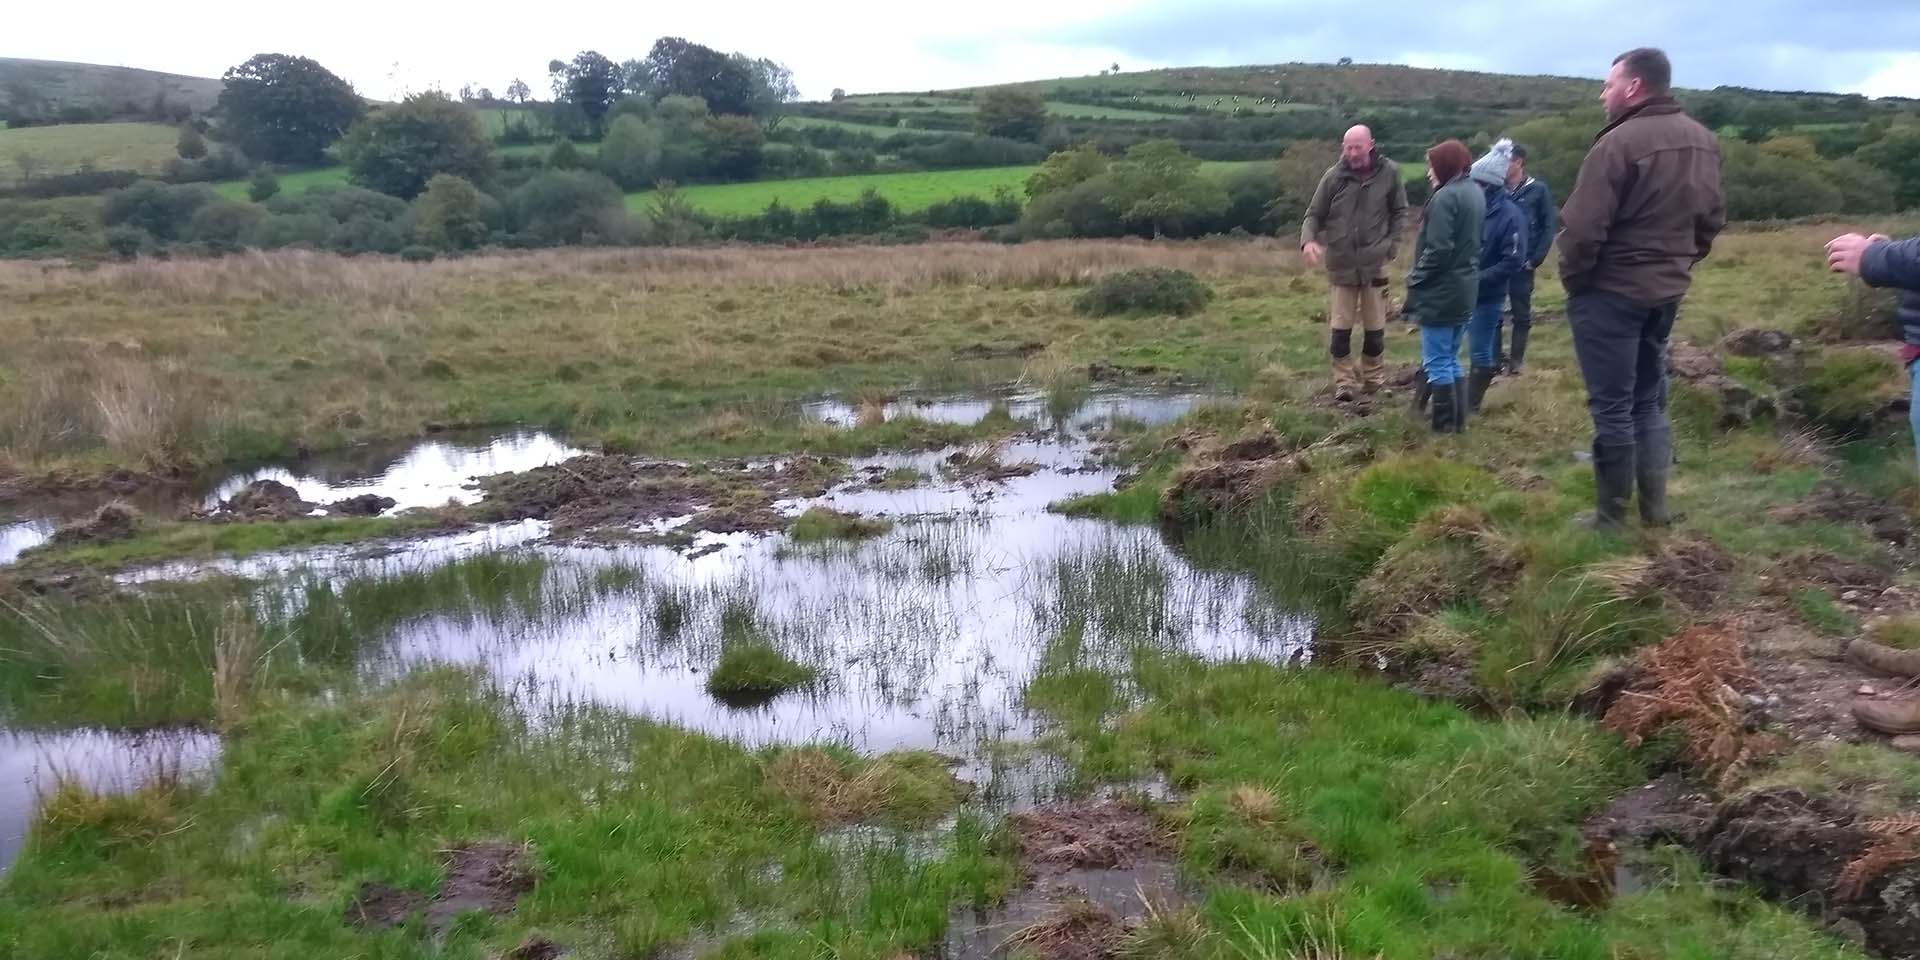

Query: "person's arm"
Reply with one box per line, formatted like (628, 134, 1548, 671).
(1300, 167, 1334, 249)
(1528, 183, 1556, 267)
(1406, 193, 1456, 292)
(1383, 172, 1410, 262)
(1862, 237, 1920, 292)
(1694, 164, 1727, 265)
(1487, 216, 1526, 288)
(1556, 143, 1626, 292)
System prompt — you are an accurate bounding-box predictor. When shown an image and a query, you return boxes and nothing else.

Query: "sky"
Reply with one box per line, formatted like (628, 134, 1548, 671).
(9, 1, 1920, 102)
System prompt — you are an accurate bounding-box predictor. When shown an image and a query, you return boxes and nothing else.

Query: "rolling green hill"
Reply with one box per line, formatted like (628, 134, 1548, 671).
(0, 58, 221, 122)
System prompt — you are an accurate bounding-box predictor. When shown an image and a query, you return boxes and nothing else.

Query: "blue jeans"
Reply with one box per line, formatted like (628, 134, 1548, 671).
(1468, 300, 1503, 369)
(1909, 361, 1920, 472)
(1421, 323, 1466, 385)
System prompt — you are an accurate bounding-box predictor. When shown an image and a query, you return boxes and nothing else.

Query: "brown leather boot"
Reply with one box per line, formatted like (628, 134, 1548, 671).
(1846, 638, 1920, 678)
(1853, 697, 1920, 735)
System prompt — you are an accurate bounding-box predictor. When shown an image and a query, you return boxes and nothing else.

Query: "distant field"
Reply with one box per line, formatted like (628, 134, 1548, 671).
(628, 161, 1273, 217)
(0, 121, 179, 184)
(213, 165, 351, 200)
(781, 116, 962, 137)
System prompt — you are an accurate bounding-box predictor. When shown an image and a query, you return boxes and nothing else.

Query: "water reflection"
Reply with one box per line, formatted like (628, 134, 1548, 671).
(0, 729, 220, 872)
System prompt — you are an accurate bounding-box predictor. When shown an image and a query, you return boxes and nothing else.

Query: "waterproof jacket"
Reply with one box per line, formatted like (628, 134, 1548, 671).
(1477, 184, 1528, 305)
(1301, 151, 1411, 286)
(1511, 176, 1555, 268)
(1404, 175, 1484, 327)
(1860, 236, 1920, 350)
(1558, 97, 1726, 306)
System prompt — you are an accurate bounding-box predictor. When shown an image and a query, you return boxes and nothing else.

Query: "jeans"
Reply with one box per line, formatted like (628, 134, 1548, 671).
(1420, 323, 1466, 385)
(1468, 300, 1503, 369)
(1909, 360, 1920, 473)
(1567, 290, 1679, 448)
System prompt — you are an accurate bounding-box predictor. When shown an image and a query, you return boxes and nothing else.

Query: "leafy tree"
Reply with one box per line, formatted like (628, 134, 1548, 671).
(176, 124, 207, 160)
(975, 88, 1048, 142)
(187, 200, 267, 252)
(12, 152, 42, 184)
(248, 169, 281, 203)
(506, 79, 532, 104)
(703, 115, 765, 181)
(830, 88, 847, 102)
(1272, 140, 1335, 224)
(217, 53, 363, 165)
(507, 170, 627, 245)
(554, 51, 622, 137)
(652, 96, 713, 181)
(103, 181, 219, 242)
(1025, 143, 1107, 199)
(1103, 140, 1228, 237)
(339, 92, 495, 199)
(413, 174, 495, 250)
(641, 37, 758, 117)
(734, 55, 799, 128)
(598, 114, 665, 190)
(1857, 128, 1920, 210)
(547, 137, 586, 170)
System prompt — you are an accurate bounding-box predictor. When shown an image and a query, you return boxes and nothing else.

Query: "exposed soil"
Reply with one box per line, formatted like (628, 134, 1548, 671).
(1763, 550, 1897, 599)
(1087, 360, 1164, 382)
(1701, 788, 1920, 959)
(329, 493, 399, 517)
(218, 479, 319, 521)
(1667, 339, 1778, 428)
(944, 449, 1041, 484)
(945, 801, 1183, 960)
(506, 936, 569, 960)
(1722, 328, 1797, 357)
(475, 454, 845, 539)
(50, 501, 142, 545)
(1772, 483, 1915, 548)
(343, 841, 535, 933)
(1160, 429, 1307, 522)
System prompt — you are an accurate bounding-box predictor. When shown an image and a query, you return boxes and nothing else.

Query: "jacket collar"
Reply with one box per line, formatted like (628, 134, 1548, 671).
(1594, 96, 1683, 144)
(1340, 149, 1385, 179)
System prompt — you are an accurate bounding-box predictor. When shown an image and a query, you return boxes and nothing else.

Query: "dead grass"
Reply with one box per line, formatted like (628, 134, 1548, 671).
(1601, 625, 1759, 786)
(212, 601, 262, 732)
(762, 748, 968, 826)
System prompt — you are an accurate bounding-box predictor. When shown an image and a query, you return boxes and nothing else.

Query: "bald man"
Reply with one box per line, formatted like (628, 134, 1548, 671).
(1302, 125, 1410, 400)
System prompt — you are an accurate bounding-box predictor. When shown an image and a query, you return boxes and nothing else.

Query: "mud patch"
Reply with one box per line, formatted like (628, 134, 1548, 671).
(1702, 788, 1920, 957)
(343, 841, 535, 933)
(1764, 549, 1896, 599)
(328, 494, 398, 517)
(1593, 533, 1733, 614)
(507, 936, 568, 960)
(1722, 328, 1796, 357)
(1160, 429, 1308, 523)
(944, 449, 1041, 483)
(474, 454, 844, 539)
(946, 801, 1184, 960)
(50, 501, 142, 545)
(1772, 483, 1914, 548)
(1667, 339, 1777, 428)
(219, 479, 318, 521)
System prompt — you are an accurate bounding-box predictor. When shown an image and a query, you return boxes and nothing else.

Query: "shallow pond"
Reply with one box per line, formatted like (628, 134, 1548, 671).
(1, 389, 1303, 872)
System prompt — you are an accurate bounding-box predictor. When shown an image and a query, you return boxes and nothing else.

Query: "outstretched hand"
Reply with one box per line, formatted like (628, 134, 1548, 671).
(1826, 233, 1890, 276)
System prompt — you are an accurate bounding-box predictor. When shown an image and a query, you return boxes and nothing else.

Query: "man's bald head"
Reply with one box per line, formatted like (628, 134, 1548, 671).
(1341, 126, 1375, 171)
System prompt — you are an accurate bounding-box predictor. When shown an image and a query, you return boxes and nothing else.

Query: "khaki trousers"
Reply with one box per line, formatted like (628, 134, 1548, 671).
(1329, 283, 1387, 391)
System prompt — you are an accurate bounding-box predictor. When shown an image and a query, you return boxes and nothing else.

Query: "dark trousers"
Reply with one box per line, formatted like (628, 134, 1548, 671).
(1497, 269, 1535, 362)
(1567, 291, 1679, 448)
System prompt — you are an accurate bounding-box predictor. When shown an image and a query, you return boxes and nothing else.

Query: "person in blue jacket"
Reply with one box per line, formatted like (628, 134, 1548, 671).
(1503, 144, 1556, 373)
(1829, 230, 1920, 468)
(1464, 139, 1527, 413)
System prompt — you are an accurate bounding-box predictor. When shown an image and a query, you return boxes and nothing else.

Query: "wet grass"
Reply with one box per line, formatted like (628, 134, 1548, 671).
(14, 513, 444, 573)
(0, 672, 1015, 959)
(707, 644, 819, 705)
(1052, 466, 1173, 524)
(1027, 655, 1863, 959)
(788, 507, 893, 543)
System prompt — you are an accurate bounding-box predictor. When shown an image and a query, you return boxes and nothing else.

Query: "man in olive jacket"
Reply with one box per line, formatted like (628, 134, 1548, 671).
(1302, 125, 1411, 400)
(1558, 48, 1725, 531)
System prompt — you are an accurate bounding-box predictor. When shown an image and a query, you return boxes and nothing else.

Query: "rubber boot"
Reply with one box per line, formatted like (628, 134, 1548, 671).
(1853, 697, 1920, 735)
(1411, 367, 1431, 414)
(1452, 380, 1469, 433)
(1466, 366, 1496, 414)
(1636, 427, 1673, 527)
(1509, 323, 1531, 374)
(1577, 442, 1636, 532)
(1846, 639, 1920, 678)
(1430, 379, 1456, 433)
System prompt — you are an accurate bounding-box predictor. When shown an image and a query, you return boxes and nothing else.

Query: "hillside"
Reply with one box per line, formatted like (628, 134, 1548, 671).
(0, 57, 221, 124)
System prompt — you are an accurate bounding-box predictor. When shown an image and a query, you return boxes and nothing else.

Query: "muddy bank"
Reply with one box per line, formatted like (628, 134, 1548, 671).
(346, 841, 535, 933)
(472, 453, 846, 541)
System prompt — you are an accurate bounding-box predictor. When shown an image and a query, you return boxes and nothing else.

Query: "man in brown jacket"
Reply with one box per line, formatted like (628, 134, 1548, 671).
(1302, 125, 1410, 400)
(1558, 48, 1725, 531)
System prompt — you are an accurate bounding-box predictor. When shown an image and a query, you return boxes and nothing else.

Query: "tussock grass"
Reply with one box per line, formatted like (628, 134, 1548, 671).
(789, 507, 893, 543)
(763, 748, 968, 826)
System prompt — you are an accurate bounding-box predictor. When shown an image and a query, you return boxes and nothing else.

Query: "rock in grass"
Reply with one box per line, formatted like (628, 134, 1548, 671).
(706, 644, 817, 706)
(788, 507, 892, 543)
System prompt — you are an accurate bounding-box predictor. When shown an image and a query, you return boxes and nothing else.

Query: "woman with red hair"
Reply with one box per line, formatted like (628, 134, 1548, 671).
(1404, 139, 1485, 432)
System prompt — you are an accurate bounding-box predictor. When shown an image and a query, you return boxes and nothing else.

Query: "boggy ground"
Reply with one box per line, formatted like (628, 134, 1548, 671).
(7, 225, 1920, 958)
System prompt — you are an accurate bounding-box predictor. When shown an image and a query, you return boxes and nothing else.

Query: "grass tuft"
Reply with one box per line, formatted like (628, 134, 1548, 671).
(789, 507, 893, 543)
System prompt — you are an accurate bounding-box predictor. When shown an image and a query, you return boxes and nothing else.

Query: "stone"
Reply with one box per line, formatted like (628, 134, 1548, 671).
(1891, 735, 1920, 755)
(1859, 684, 1879, 697)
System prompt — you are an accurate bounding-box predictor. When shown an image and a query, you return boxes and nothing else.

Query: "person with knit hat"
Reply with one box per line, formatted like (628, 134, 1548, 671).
(1464, 139, 1529, 414)
(1403, 139, 1483, 433)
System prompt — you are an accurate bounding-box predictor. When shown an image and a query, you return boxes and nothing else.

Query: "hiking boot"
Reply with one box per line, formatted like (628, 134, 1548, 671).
(1637, 427, 1674, 527)
(1847, 638, 1920, 678)
(1577, 442, 1636, 532)
(1360, 331, 1387, 393)
(1510, 324, 1531, 373)
(1467, 366, 1496, 414)
(1411, 368, 1431, 414)
(1853, 697, 1920, 735)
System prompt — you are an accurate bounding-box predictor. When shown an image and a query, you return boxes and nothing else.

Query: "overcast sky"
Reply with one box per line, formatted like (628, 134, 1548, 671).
(11, 1, 1920, 102)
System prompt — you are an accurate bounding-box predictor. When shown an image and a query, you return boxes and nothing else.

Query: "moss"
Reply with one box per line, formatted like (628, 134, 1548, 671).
(1791, 347, 1903, 437)
(1346, 455, 1497, 531)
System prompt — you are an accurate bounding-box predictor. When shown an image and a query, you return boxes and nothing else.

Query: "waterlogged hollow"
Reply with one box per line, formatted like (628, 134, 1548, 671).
(0, 729, 221, 871)
(3, 390, 1307, 870)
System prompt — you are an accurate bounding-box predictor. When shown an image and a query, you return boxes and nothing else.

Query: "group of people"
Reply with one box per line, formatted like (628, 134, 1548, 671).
(1300, 46, 1726, 531)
